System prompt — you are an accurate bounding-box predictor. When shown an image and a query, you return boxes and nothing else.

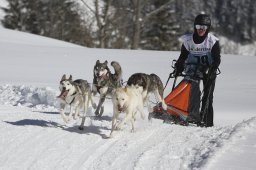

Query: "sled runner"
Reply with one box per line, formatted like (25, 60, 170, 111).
(148, 60, 220, 127)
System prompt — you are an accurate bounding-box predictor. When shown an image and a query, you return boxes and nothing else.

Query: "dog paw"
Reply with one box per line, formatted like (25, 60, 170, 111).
(116, 124, 122, 130)
(99, 107, 104, 116)
(94, 111, 100, 116)
(65, 117, 72, 123)
(78, 126, 84, 130)
(62, 116, 68, 123)
(109, 132, 114, 138)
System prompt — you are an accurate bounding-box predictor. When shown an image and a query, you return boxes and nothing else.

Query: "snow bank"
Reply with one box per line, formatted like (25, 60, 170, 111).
(0, 84, 59, 109)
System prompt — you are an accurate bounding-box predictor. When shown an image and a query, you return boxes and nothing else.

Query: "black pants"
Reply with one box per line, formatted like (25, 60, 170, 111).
(200, 76, 216, 127)
(187, 79, 201, 122)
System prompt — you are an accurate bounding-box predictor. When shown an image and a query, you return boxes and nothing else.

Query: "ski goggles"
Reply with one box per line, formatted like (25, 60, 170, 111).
(195, 25, 208, 30)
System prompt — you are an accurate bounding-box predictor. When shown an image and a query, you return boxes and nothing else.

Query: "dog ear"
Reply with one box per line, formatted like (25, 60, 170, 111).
(68, 75, 72, 80)
(104, 60, 108, 65)
(61, 74, 66, 81)
(96, 60, 100, 64)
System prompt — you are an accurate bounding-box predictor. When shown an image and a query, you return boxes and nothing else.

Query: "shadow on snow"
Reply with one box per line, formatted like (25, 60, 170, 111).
(4, 117, 112, 138)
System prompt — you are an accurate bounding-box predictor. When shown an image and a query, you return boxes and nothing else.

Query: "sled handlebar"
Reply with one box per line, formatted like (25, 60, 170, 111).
(170, 70, 220, 80)
(170, 59, 221, 79)
(164, 60, 221, 90)
(169, 70, 187, 79)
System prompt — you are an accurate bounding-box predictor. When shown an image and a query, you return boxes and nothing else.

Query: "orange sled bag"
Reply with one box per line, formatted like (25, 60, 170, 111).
(150, 78, 200, 123)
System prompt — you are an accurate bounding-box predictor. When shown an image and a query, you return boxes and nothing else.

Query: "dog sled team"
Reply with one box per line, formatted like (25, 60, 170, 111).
(57, 59, 167, 137)
(57, 14, 221, 137)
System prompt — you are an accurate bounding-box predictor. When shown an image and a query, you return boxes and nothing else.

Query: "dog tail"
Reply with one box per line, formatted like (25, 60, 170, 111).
(111, 61, 122, 83)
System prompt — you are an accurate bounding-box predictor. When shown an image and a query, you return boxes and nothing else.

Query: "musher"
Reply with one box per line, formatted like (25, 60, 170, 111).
(175, 14, 221, 127)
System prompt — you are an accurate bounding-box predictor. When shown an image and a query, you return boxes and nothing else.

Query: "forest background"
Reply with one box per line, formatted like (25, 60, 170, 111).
(1, 0, 256, 55)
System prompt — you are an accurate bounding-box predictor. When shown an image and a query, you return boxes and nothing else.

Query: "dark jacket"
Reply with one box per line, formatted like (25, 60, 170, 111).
(176, 33, 221, 75)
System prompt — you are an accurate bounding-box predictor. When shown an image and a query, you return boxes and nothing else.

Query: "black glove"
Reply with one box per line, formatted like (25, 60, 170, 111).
(174, 61, 184, 76)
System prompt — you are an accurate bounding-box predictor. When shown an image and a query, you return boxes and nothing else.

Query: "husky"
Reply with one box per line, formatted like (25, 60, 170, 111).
(92, 60, 122, 116)
(57, 74, 93, 125)
(127, 73, 167, 113)
(110, 86, 145, 138)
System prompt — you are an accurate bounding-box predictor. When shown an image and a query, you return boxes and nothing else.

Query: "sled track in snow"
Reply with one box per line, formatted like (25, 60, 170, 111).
(80, 126, 166, 170)
(72, 137, 119, 169)
(1, 105, 256, 170)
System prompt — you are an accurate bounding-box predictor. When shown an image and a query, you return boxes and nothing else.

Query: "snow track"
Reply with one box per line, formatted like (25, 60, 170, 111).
(1, 105, 255, 170)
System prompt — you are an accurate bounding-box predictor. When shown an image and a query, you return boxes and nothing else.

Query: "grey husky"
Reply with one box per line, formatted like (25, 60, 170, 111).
(57, 74, 93, 126)
(92, 60, 122, 116)
(127, 73, 167, 112)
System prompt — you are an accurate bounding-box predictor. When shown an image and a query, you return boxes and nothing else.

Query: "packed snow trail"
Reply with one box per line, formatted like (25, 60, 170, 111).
(1, 104, 255, 170)
(206, 117, 256, 170)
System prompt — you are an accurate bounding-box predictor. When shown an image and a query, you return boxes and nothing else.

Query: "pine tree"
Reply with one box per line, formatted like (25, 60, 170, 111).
(1, 0, 92, 46)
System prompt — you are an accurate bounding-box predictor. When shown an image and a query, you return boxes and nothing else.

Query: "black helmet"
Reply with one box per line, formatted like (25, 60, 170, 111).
(194, 14, 211, 27)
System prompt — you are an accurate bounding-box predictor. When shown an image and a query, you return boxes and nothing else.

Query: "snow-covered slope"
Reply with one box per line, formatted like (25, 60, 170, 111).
(0, 27, 255, 170)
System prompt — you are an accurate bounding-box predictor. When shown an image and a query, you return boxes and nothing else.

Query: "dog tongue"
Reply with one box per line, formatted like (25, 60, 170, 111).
(118, 105, 124, 112)
(100, 74, 108, 80)
(57, 89, 68, 98)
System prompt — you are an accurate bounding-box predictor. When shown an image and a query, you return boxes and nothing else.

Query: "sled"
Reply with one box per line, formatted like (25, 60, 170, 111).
(148, 59, 198, 126)
(149, 61, 221, 126)
(148, 78, 192, 126)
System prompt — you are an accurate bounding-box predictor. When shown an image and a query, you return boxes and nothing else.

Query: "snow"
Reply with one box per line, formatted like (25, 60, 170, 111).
(0, 27, 256, 170)
(219, 36, 256, 56)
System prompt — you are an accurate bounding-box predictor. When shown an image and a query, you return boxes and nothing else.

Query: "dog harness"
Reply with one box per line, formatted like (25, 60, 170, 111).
(64, 91, 77, 105)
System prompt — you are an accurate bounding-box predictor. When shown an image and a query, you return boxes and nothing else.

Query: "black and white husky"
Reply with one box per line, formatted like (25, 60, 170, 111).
(57, 74, 93, 124)
(127, 73, 167, 112)
(92, 60, 122, 116)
